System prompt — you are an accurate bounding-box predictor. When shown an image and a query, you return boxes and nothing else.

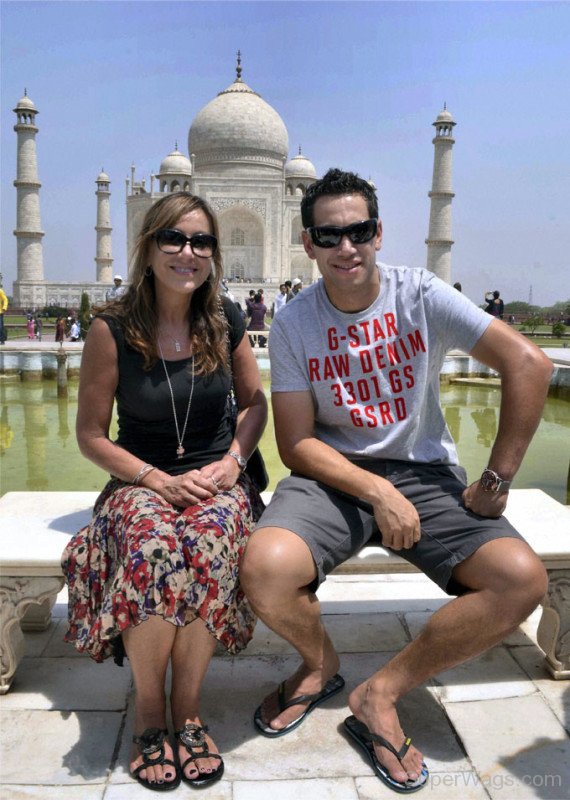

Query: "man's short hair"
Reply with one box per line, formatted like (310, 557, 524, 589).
(284, 280, 292, 289)
(301, 168, 379, 229)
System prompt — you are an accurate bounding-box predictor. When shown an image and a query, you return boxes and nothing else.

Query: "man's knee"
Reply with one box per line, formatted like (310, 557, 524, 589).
(242, 526, 317, 598)
(455, 538, 548, 612)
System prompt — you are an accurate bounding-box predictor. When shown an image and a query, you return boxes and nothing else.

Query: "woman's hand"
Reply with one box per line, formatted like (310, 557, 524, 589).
(200, 456, 242, 493)
(150, 470, 219, 508)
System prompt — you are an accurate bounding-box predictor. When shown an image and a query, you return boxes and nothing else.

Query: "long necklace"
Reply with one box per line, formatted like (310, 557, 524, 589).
(158, 342, 195, 458)
(160, 330, 182, 353)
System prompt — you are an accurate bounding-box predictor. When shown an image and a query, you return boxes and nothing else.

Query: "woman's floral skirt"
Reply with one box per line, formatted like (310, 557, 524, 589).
(61, 476, 264, 663)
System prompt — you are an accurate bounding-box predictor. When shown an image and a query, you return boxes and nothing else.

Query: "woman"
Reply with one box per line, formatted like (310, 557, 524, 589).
(55, 316, 65, 343)
(62, 192, 267, 791)
(247, 291, 268, 348)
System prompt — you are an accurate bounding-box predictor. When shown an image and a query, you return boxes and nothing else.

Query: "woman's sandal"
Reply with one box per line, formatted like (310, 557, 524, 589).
(175, 722, 225, 787)
(131, 727, 181, 792)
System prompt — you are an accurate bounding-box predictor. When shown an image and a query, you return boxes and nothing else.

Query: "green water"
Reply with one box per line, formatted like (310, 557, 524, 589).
(0, 380, 568, 504)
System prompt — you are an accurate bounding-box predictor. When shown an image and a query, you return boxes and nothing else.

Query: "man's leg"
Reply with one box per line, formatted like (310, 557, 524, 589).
(348, 537, 548, 784)
(241, 525, 341, 731)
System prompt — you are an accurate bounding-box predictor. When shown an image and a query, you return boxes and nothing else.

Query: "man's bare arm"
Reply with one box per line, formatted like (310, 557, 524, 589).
(272, 391, 420, 550)
(463, 319, 553, 516)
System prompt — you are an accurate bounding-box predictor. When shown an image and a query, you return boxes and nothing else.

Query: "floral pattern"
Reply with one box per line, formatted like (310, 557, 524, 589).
(61, 476, 264, 663)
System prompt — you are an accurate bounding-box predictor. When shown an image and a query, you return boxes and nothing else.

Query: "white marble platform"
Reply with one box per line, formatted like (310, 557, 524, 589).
(1, 575, 569, 799)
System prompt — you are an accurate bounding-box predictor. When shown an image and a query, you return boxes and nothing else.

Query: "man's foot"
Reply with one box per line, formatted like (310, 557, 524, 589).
(255, 659, 343, 736)
(130, 727, 181, 791)
(348, 682, 426, 786)
(175, 719, 224, 785)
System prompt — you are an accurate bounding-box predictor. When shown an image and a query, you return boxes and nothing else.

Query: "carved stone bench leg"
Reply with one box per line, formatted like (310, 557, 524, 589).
(0, 576, 64, 694)
(537, 569, 570, 680)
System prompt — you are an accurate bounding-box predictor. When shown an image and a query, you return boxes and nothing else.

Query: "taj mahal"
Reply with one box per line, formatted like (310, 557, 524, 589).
(11, 54, 456, 308)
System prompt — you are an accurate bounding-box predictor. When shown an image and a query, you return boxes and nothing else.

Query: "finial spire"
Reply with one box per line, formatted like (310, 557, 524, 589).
(444, 101, 447, 110)
(298, 145, 302, 155)
(174, 140, 178, 151)
(236, 49, 242, 82)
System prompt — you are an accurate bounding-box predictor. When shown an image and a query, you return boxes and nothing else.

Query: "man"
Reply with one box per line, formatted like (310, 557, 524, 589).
(241, 169, 551, 792)
(0, 285, 8, 345)
(291, 277, 303, 295)
(272, 284, 288, 318)
(69, 318, 80, 342)
(283, 280, 294, 303)
(105, 274, 126, 301)
(485, 289, 505, 320)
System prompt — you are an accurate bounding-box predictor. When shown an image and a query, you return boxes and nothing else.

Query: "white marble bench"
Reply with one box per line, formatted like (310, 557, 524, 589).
(0, 489, 569, 693)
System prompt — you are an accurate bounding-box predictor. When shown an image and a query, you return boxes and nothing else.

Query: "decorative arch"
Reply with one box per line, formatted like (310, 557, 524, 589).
(291, 215, 303, 245)
(218, 206, 264, 282)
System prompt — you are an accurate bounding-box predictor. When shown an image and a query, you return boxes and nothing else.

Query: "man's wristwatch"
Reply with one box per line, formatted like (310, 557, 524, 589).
(227, 450, 247, 472)
(480, 468, 511, 494)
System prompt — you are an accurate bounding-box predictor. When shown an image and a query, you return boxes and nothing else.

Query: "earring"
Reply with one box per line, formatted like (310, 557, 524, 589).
(145, 266, 153, 277)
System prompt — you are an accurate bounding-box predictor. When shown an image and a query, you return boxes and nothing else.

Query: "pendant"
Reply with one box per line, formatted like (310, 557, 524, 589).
(176, 445, 185, 458)
(174, 341, 181, 353)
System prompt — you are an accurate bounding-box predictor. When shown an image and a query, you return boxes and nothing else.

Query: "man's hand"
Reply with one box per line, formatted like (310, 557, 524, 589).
(371, 482, 421, 551)
(462, 480, 508, 518)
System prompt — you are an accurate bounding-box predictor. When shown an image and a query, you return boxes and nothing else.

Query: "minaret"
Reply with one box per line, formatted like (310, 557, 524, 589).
(13, 90, 45, 300)
(95, 169, 113, 282)
(425, 105, 456, 282)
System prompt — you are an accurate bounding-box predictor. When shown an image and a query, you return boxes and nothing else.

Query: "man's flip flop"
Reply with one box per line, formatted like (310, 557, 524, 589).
(253, 673, 345, 737)
(343, 715, 428, 794)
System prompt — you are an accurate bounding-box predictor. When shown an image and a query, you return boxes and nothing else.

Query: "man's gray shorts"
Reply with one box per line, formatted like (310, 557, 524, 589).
(256, 459, 526, 596)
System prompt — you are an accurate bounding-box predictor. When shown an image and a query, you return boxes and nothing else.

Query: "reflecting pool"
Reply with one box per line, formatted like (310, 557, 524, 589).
(0, 380, 568, 504)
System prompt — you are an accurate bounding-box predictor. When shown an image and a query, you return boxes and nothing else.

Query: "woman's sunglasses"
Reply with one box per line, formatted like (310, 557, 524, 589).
(306, 218, 378, 249)
(153, 228, 218, 257)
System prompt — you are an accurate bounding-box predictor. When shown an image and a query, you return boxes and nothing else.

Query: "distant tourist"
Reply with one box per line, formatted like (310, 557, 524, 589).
(55, 317, 65, 344)
(0, 285, 8, 345)
(69, 319, 80, 341)
(453, 282, 462, 292)
(247, 291, 268, 347)
(105, 275, 126, 302)
(485, 290, 504, 320)
(272, 283, 288, 317)
(27, 317, 35, 340)
(291, 277, 303, 296)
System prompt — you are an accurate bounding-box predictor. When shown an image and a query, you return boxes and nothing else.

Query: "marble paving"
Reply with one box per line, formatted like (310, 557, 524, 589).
(1, 574, 569, 799)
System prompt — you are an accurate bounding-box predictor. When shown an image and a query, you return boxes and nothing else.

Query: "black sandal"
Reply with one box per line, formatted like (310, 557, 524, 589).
(175, 722, 224, 787)
(131, 727, 181, 792)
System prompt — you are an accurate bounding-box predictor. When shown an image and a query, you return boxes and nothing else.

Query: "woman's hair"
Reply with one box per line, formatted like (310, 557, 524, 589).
(98, 192, 228, 374)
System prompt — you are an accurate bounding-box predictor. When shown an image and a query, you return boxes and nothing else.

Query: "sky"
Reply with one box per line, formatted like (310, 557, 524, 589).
(1, 0, 569, 308)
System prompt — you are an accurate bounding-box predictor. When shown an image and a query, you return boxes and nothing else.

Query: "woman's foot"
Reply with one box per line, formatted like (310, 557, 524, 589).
(175, 717, 224, 786)
(130, 727, 180, 791)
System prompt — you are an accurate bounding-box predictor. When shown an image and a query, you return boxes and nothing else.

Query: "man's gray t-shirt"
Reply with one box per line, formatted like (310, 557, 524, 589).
(269, 264, 492, 465)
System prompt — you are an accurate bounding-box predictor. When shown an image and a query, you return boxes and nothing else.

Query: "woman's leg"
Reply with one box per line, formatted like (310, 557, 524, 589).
(122, 616, 178, 787)
(170, 618, 220, 780)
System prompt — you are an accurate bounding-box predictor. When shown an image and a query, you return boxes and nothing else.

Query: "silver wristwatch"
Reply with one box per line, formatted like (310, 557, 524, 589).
(227, 450, 247, 472)
(480, 468, 511, 494)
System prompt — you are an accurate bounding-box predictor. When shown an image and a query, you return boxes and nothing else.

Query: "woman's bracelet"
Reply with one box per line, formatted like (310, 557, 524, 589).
(132, 463, 156, 485)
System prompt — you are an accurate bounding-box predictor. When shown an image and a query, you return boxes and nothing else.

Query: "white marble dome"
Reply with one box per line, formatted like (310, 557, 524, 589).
(96, 170, 110, 182)
(285, 151, 317, 179)
(15, 92, 36, 111)
(436, 107, 454, 123)
(159, 146, 192, 175)
(188, 76, 288, 170)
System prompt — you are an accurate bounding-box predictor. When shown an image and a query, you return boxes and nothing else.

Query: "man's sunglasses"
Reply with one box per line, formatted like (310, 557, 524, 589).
(306, 218, 378, 249)
(153, 228, 218, 257)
